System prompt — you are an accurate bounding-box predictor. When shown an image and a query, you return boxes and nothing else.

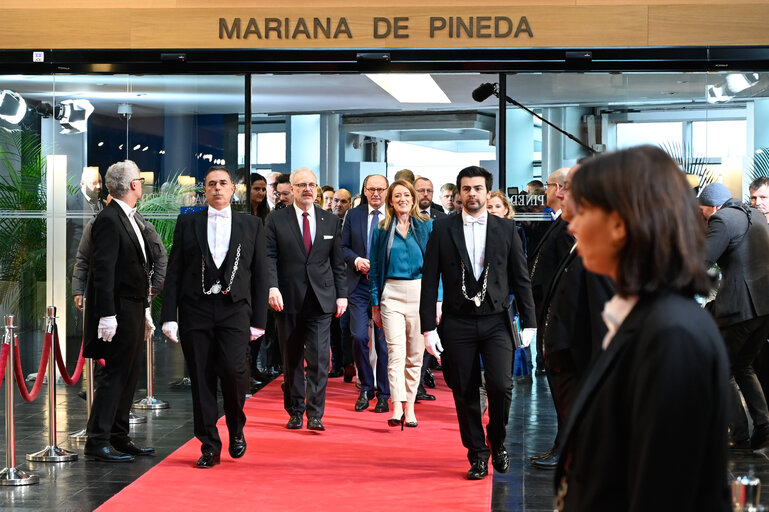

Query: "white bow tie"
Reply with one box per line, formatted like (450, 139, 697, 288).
(208, 208, 230, 219)
(464, 215, 486, 226)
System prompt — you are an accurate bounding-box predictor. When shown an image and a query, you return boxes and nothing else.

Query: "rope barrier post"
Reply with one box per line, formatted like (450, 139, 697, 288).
(27, 306, 77, 463)
(132, 332, 169, 411)
(68, 357, 93, 443)
(0, 315, 39, 486)
(129, 411, 147, 424)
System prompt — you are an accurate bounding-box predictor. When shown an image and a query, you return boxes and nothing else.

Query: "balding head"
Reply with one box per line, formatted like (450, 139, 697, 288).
(545, 167, 570, 211)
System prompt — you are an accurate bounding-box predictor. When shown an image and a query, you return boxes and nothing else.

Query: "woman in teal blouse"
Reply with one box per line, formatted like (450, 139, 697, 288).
(371, 179, 440, 428)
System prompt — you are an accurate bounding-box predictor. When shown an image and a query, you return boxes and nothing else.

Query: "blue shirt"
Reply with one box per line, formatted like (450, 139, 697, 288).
(385, 227, 424, 280)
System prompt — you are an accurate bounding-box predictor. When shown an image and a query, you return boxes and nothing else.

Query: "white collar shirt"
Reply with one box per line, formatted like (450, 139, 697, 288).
(113, 197, 146, 262)
(207, 205, 232, 268)
(294, 203, 316, 244)
(462, 210, 488, 280)
(601, 294, 639, 350)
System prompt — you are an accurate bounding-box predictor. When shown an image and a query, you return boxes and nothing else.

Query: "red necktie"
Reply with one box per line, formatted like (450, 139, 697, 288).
(302, 212, 312, 254)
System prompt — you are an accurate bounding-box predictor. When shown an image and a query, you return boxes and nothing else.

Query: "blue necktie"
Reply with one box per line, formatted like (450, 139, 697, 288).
(367, 210, 380, 258)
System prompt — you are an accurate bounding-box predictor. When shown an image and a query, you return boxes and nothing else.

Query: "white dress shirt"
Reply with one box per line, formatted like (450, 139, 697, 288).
(600, 294, 639, 350)
(367, 204, 383, 240)
(207, 205, 232, 268)
(293, 203, 316, 244)
(462, 210, 488, 280)
(112, 197, 146, 262)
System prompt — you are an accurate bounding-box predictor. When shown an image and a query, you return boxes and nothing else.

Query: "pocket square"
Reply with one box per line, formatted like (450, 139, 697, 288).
(323, 235, 333, 239)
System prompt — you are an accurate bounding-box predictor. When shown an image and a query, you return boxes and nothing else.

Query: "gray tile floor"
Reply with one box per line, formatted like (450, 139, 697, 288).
(1, 339, 767, 511)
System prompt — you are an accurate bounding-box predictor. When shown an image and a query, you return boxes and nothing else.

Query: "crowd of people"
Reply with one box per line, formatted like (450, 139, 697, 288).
(68, 146, 769, 509)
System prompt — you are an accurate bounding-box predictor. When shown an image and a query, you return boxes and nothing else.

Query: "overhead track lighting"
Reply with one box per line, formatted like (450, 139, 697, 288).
(0, 90, 28, 125)
(56, 99, 94, 134)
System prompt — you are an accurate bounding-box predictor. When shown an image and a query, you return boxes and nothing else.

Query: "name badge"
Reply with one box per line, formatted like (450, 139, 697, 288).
(323, 235, 333, 239)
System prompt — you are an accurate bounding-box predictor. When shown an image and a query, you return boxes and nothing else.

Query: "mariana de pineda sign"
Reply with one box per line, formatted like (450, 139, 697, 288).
(219, 16, 533, 41)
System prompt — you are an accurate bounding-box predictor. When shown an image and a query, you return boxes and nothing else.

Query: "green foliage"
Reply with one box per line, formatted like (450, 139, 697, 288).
(658, 140, 716, 190)
(0, 128, 47, 326)
(747, 147, 769, 183)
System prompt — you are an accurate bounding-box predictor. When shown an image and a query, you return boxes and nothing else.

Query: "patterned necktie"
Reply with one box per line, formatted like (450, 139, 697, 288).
(367, 210, 380, 258)
(302, 212, 312, 254)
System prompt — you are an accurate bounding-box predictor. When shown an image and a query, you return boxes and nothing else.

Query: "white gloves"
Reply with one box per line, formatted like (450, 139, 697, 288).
(520, 328, 536, 348)
(98, 316, 117, 342)
(424, 329, 443, 363)
(162, 321, 179, 343)
(144, 307, 155, 341)
(250, 327, 265, 340)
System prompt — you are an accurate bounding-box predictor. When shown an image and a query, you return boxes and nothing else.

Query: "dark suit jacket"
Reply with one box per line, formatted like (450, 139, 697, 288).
(527, 216, 575, 322)
(705, 200, 769, 327)
(265, 204, 346, 315)
(541, 249, 614, 372)
(419, 213, 535, 332)
(420, 206, 447, 220)
(160, 208, 268, 329)
(555, 291, 730, 511)
(84, 201, 152, 358)
(66, 191, 103, 266)
(341, 204, 374, 295)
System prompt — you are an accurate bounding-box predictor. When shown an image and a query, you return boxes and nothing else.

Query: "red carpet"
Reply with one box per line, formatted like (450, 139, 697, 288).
(97, 374, 493, 511)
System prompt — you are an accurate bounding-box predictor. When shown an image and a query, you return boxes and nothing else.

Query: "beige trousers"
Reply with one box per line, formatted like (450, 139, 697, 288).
(380, 279, 425, 403)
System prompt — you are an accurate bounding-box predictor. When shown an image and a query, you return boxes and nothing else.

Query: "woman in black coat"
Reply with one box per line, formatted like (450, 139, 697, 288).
(554, 145, 731, 511)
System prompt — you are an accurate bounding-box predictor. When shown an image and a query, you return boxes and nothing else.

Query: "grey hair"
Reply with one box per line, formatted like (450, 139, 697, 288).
(290, 167, 317, 184)
(105, 160, 140, 199)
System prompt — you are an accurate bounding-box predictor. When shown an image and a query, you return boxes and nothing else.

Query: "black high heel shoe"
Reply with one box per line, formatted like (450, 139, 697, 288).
(388, 414, 405, 431)
(405, 417, 418, 428)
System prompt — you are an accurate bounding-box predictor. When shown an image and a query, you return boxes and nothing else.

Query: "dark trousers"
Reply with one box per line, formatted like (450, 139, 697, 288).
(544, 349, 581, 450)
(86, 298, 144, 448)
(180, 294, 250, 455)
(440, 313, 514, 463)
(276, 289, 332, 418)
(349, 280, 390, 398)
(723, 315, 769, 441)
(330, 309, 352, 370)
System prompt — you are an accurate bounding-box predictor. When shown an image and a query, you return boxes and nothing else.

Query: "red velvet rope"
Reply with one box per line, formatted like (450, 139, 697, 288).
(13, 333, 51, 402)
(53, 324, 85, 386)
(0, 343, 9, 388)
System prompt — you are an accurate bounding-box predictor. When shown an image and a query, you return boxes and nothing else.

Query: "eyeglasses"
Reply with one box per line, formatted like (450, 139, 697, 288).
(366, 187, 386, 195)
(415, 188, 433, 194)
(545, 182, 562, 189)
(292, 182, 317, 190)
(131, 178, 145, 185)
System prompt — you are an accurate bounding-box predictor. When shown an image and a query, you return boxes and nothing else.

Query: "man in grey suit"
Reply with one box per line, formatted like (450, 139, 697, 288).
(699, 182, 769, 450)
(266, 168, 347, 431)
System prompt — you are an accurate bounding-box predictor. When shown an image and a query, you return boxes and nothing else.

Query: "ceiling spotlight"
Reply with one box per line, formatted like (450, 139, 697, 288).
(56, 99, 94, 134)
(0, 90, 28, 125)
(706, 85, 732, 104)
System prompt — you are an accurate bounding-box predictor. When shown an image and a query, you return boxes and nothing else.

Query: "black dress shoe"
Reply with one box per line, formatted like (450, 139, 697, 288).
(112, 440, 155, 456)
(415, 390, 435, 402)
(343, 364, 356, 383)
(373, 396, 389, 413)
(532, 452, 559, 470)
(197, 452, 221, 468)
(78, 390, 87, 400)
(467, 459, 488, 480)
(229, 435, 247, 458)
(355, 390, 372, 411)
(286, 414, 303, 429)
(307, 417, 325, 431)
(84, 445, 135, 463)
(424, 368, 436, 388)
(730, 439, 752, 450)
(491, 446, 509, 473)
(329, 367, 344, 378)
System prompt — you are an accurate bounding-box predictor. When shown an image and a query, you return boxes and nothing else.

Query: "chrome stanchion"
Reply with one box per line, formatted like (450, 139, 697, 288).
(27, 306, 77, 462)
(129, 411, 147, 424)
(69, 358, 93, 443)
(132, 332, 168, 410)
(0, 315, 39, 485)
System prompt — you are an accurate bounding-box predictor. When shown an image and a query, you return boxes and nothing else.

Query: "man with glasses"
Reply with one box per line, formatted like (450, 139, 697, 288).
(342, 174, 391, 413)
(274, 173, 293, 209)
(266, 168, 347, 431)
(415, 176, 446, 220)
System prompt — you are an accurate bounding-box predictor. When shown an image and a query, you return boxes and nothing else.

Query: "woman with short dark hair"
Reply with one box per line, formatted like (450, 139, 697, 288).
(554, 145, 730, 511)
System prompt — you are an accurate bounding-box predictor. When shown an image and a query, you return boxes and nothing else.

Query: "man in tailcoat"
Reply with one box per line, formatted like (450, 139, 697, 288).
(420, 165, 536, 480)
(161, 165, 268, 468)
